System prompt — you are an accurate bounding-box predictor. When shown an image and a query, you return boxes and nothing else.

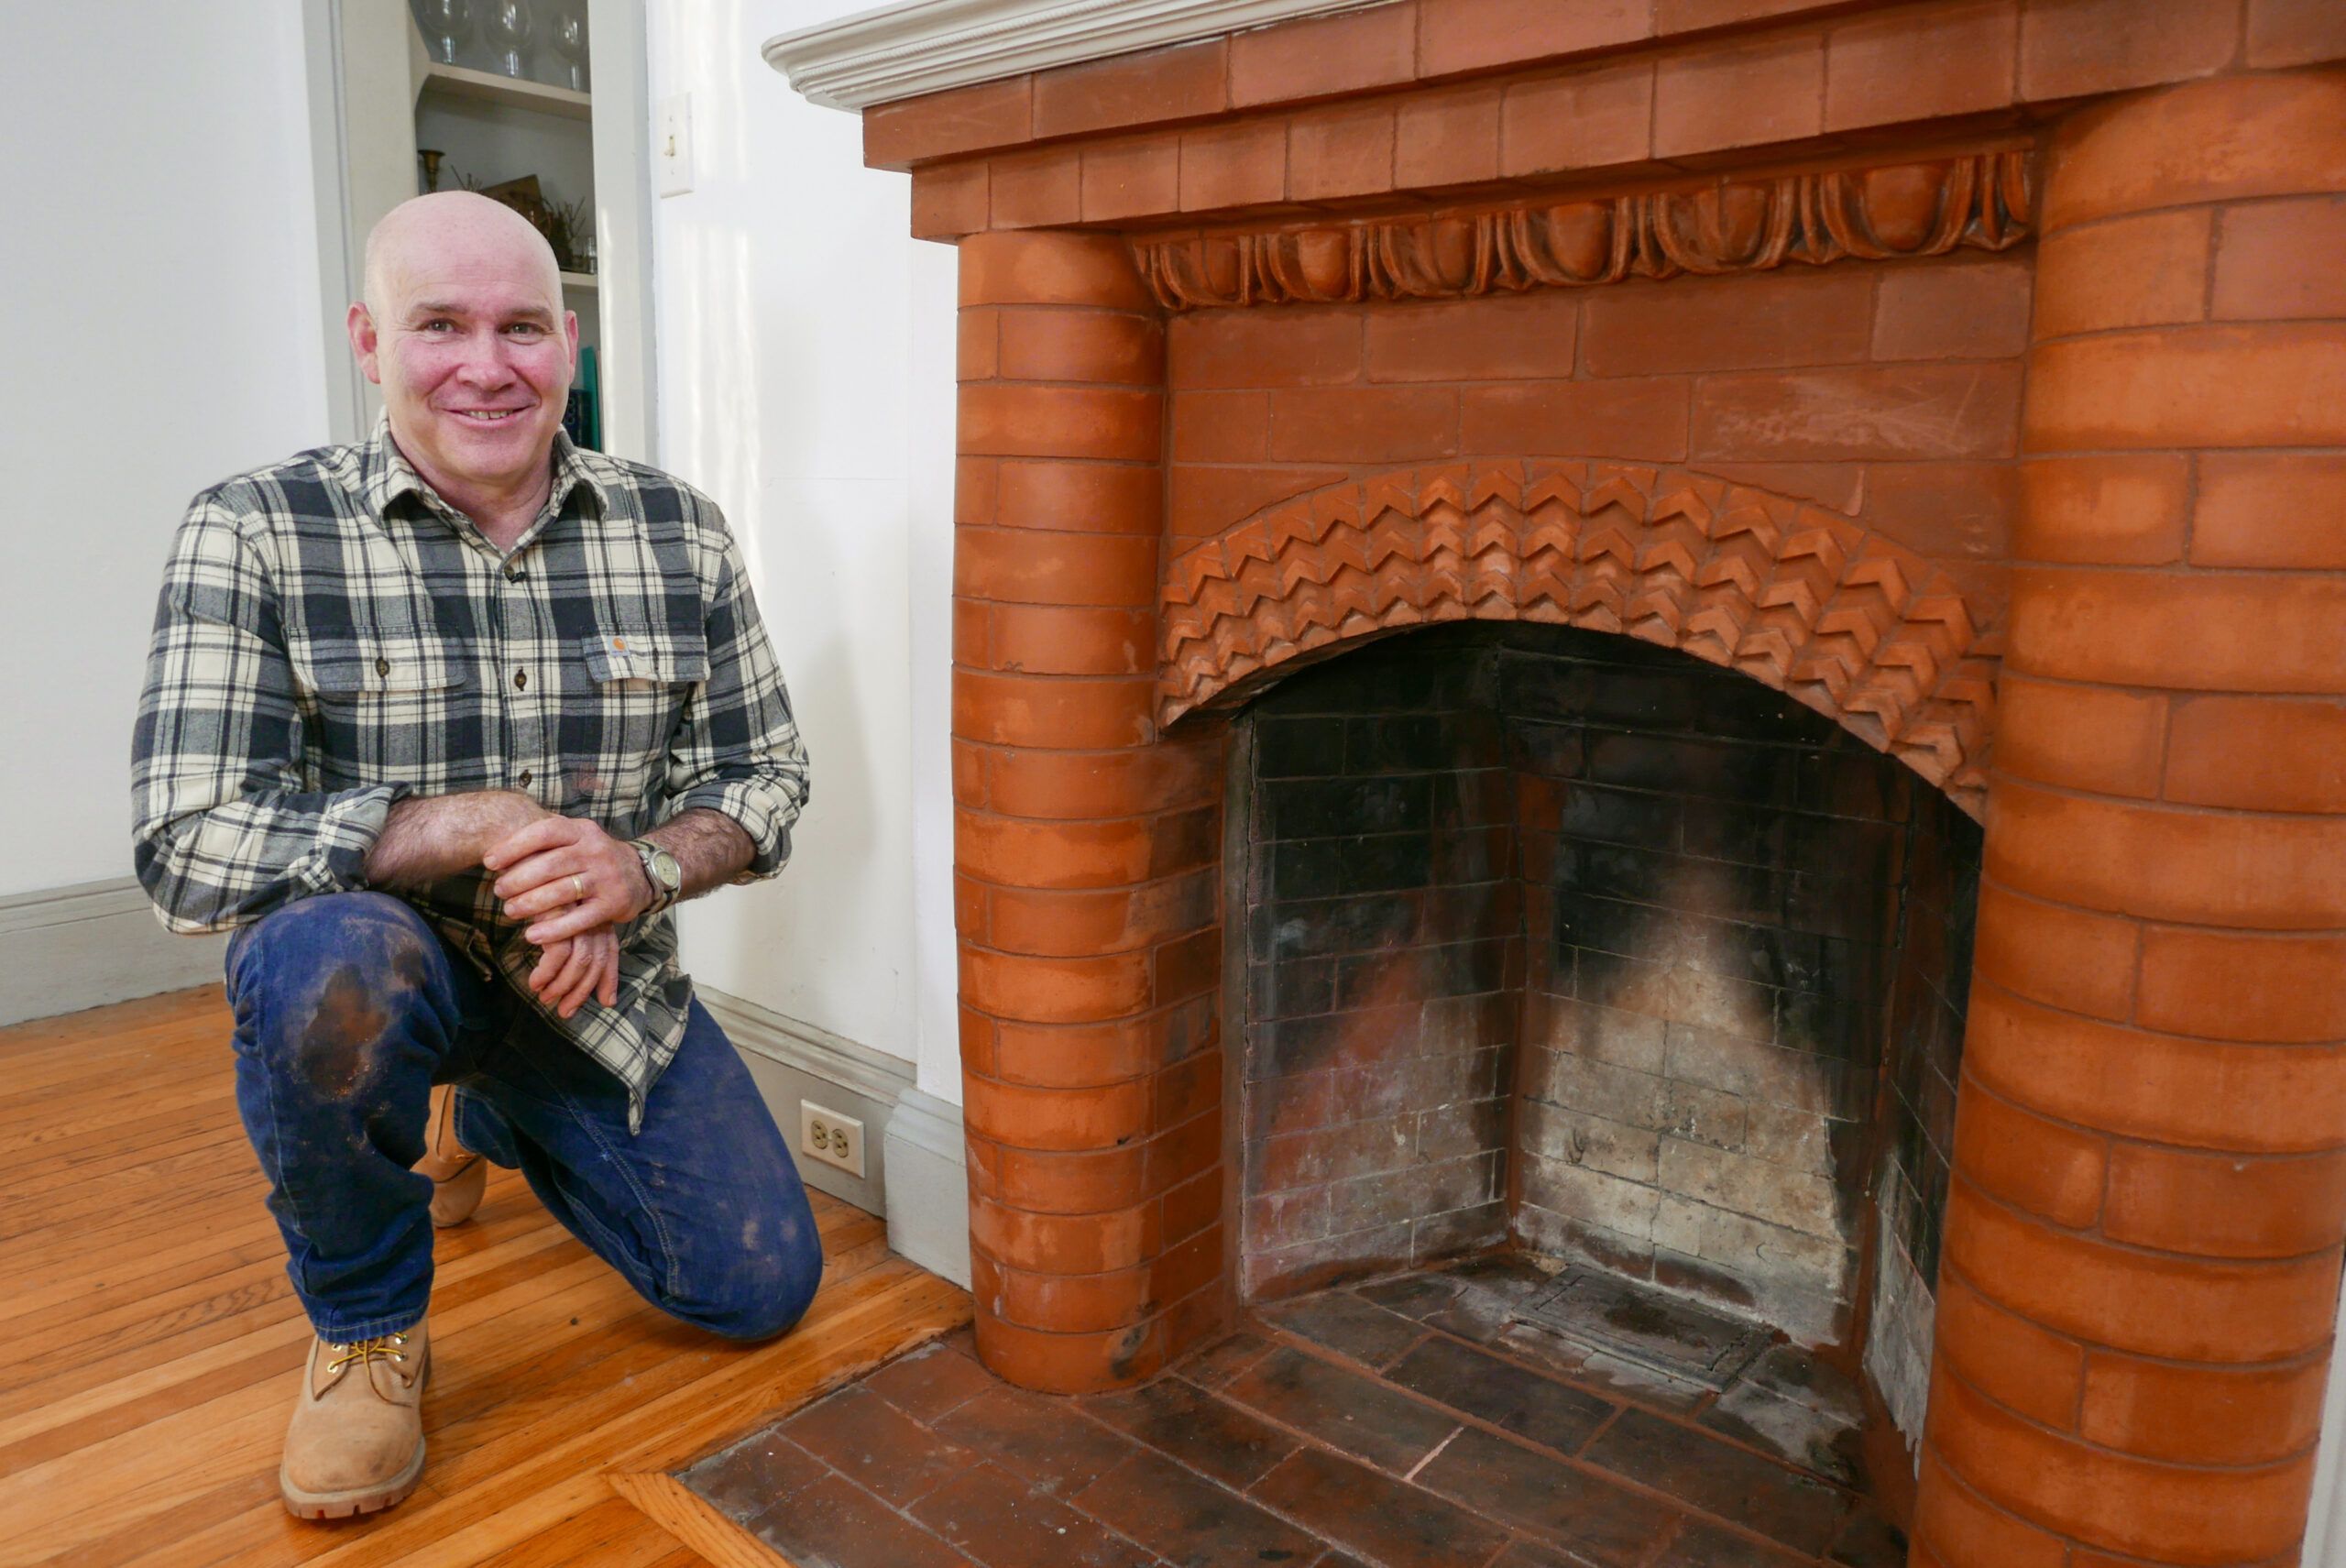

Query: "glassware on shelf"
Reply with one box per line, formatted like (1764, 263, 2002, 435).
(549, 2, 589, 93)
(485, 0, 534, 80)
(559, 197, 597, 274)
(417, 0, 470, 66)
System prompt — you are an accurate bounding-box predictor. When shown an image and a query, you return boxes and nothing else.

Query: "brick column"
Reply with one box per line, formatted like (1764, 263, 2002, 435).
(1913, 72, 2346, 1567)
(952, 230, 1228, 1394)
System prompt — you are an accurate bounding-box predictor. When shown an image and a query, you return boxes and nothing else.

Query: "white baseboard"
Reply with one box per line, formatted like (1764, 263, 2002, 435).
(883, 1088, 971, 1288)
(696, 988, 970, 1286)
(0, 877, 226, 1027)
(694, 986, 914, 1210)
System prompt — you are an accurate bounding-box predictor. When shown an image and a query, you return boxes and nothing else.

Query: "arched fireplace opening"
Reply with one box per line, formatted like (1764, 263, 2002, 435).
(1231, 620, 1979, 1470)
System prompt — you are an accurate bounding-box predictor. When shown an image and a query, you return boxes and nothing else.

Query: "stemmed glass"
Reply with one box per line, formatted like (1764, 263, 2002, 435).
(485, 0, 534, 80)
(417, 0, 470, 66)
(549, 2, 589, 93)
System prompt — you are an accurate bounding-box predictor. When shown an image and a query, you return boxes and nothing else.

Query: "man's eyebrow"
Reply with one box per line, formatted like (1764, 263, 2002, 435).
(404, 301, 556, 323)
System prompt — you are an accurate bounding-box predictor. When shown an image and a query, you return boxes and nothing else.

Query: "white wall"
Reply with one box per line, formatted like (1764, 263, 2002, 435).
(650, 0, 962, 1100)
(0, 5, 329, 899)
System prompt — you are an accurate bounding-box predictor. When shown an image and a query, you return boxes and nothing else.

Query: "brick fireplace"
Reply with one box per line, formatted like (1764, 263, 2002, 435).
(783, 4, 2346, 1563)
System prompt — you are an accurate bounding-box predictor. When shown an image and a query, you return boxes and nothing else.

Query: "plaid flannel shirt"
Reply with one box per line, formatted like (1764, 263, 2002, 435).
(132, 419, 809, 1129)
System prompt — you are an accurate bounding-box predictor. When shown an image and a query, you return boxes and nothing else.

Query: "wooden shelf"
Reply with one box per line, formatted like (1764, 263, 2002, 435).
(418, 60, 590, 121)
(560, 270, 597, 292)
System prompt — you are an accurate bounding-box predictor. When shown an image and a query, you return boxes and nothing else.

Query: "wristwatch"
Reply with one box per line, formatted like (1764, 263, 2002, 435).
(630, 839, 684, 916)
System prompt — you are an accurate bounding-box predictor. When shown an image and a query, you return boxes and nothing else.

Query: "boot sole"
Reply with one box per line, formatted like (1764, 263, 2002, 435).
(280, 1438, 424, 1519)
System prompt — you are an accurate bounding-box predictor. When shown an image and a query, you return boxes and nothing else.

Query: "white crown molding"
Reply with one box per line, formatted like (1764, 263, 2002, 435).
(763, 0, 1393, 113)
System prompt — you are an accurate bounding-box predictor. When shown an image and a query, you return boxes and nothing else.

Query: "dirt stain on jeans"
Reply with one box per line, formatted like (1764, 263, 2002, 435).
(300, 965, 390, 1100)
(296, 919, 439, 1103)
(389, 936, 433, 993)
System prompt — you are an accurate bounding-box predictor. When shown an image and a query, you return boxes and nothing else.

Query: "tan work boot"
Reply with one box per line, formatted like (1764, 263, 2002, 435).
(416, 1084, 486, 1227)
(280, 1321, 429, 1519)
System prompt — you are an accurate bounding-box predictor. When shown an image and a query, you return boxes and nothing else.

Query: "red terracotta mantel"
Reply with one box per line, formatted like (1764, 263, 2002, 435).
(777, 2, 2346, 1563)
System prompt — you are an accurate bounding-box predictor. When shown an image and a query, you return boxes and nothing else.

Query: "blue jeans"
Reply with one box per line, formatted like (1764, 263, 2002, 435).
(224, 892, 823, 1344)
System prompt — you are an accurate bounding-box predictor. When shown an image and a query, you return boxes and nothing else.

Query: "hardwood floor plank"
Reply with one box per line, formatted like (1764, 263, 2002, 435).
(0, 1167, 268, 1273)
(1, 1213, 283, 1331)
(0, 1032, 225, 1105)
(0, 1266, 288, 1398)
(0, 1003, 232, 1108)
(473, 1495, 706, 1568)
(5, 1123, 247, 1208)
(13, 1466, 287, 1568)
(2, 1250, 288, 1370)
(0, 1080, 244, 1168)
(608, 1472, 786, 1568)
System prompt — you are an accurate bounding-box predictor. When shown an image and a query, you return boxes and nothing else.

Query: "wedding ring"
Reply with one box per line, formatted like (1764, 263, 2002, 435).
(571, 873, 586, 899)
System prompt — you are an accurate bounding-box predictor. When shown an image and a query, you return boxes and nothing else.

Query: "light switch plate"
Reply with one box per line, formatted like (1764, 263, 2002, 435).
(656, 93, 694, 197)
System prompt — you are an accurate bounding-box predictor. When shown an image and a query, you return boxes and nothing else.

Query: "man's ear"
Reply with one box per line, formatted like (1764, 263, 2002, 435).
(565, 309, 580, 379)
(346, 302, 384, 385)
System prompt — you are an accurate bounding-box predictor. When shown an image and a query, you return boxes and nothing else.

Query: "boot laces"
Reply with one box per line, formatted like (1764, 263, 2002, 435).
(326, 1331, 410, 1376)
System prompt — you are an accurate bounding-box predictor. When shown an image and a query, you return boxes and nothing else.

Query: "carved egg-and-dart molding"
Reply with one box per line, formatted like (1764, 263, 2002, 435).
(1134, 149, 2033, 312)
(1157, 462, 1997, 818)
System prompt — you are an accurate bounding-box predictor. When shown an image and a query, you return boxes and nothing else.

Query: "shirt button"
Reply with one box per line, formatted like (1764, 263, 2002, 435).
(513, 669, 528, 689)
(518, 769, 533, 788)
(504, 564, 523, 582)
(375, 657, 390, 676)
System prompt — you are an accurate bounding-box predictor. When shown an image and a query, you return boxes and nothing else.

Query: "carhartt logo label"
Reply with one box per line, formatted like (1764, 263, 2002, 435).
(599, 634, 649, 680)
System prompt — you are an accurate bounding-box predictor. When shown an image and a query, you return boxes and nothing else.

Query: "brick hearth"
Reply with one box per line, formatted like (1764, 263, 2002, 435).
(685, 1259, 1909, 1567)
(824, 5, 2346, 1562)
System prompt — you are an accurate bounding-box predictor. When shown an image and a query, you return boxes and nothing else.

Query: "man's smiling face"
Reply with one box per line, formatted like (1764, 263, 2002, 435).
(349, 192, 577, 508)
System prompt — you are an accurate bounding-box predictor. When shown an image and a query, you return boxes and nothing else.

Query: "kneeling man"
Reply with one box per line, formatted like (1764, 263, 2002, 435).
(131, 192, 821, 1519)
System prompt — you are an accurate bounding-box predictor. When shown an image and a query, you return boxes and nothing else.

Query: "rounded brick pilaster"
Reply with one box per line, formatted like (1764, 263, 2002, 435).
(952, 229, 1227, 1394)
(1917, 70, 2346, 1568)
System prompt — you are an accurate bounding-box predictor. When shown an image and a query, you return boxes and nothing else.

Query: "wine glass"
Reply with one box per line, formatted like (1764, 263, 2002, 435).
(486, 0, 533, 80)
(549, 2, 588, 93)
(417, 0, 470, 66)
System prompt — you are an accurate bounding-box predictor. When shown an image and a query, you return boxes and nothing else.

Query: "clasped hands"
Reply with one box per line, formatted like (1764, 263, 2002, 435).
(481, 813, 655, 1021)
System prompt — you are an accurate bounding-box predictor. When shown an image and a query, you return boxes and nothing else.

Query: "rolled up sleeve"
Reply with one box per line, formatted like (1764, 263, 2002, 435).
(130, 493, 407, 933)
(662, 514, 808, 879)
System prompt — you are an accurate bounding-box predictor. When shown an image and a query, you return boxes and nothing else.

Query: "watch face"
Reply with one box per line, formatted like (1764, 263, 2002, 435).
(651, 847, 683, 890)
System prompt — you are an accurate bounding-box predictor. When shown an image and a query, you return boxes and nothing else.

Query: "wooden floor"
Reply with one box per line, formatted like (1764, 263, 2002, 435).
(0, 985, 970, 1568)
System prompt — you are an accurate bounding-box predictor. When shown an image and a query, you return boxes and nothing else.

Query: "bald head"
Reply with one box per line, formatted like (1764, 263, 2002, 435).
(363, 191, 563, 320)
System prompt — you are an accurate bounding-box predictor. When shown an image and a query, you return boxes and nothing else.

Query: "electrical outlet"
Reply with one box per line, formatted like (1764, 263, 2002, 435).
(656, 93, 694, 197)
(799, 1102, 864, 1179)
